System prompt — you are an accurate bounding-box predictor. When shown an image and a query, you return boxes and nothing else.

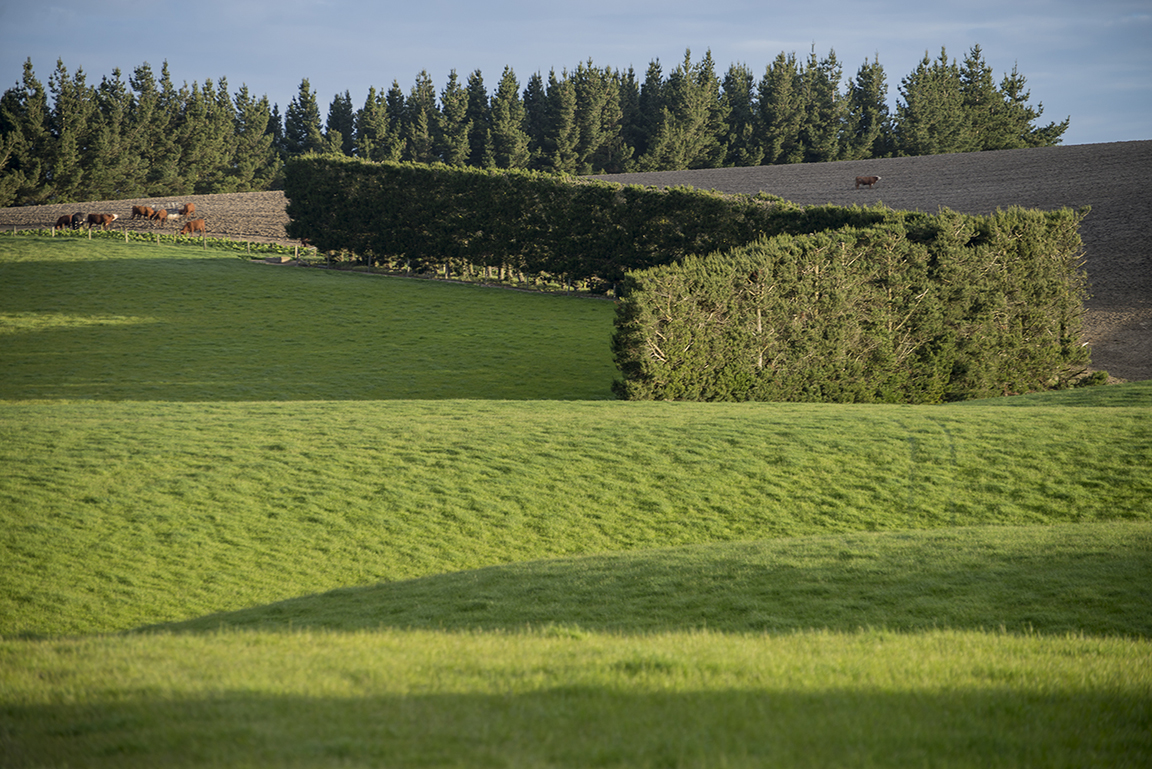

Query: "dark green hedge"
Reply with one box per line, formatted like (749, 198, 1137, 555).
(612, 208, 1091, 402)
(283, 154, 904, 285)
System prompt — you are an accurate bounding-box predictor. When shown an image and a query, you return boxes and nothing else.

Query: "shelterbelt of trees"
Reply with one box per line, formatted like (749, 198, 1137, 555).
(0, 45, 1068, 207)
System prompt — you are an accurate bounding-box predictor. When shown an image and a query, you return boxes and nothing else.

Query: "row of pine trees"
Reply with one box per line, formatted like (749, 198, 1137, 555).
(0, 45, 1067, 207)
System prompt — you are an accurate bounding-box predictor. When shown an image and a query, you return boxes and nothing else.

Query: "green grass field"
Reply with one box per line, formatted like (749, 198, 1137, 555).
(1, 236, 1150, 767)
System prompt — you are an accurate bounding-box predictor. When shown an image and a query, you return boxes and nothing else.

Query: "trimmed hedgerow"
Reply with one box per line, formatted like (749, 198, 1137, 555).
(612, 208, 1090, 402)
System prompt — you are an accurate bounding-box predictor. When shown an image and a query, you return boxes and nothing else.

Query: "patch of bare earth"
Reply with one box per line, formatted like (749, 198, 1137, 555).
(1, 140, 1148, 380)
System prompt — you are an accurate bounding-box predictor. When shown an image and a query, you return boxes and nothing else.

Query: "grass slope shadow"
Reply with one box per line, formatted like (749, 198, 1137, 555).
(139, 522, 1152, 637)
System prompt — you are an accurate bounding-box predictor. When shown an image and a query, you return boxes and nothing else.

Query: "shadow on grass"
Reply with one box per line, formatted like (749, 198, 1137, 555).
(139, 523, 1152, 638)
(6, 687, 1149, 767)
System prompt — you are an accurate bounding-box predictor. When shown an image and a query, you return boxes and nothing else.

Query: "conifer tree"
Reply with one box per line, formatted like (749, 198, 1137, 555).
(997, 64, 1068, 147)
(464, 70, 493, 167)
(542, 69, 578, 173)
(631, 59, 665, 161)
(283, 78, 326, 156)
(174, 78, 238, 193)
(636, 50, 728, 171)
(143, 62, 186, 194)
(570, 60, 631, 173)
(267, 102, 285, 157)
(87, 68, 142, 198)
(798, 49, 845, 163)
(757, 52, 805, 164)
(402, 70, 438, 163)
(894, 48, 973, 156)
(126, 63, 174, 194)
(384, 80, 406, 155)
(325, 90, 355, 155)
(490, 66, 530, 169)
(231, 85, 280, 190)
(616, 66, 642, 162)
(437, 70, 471, 165)
(47, 59, 97, 201)
(722, 62, 763, 166)
(842, 55, 892, 160)
(355, 86, 402, 162)
(522, 71, 549, 168)
(0, 59, 50, 205)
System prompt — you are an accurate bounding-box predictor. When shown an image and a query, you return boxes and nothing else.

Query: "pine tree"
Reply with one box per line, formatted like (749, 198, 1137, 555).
(88, 68, 144, 198)
(267, 102, 285, 157)
(174, 78, 238, 193)
(0, 59, 51, 205)
(47, 59, 98, 201)
(630, 59, 664, 161)
(721, 62, 763, 166)
(798, 48, 844, 163)
(325, 90, 355, 155)
(616, 66, 642, 163)
(284, 78, 326, 156)
(570, 60, 632, 173)
(355, 86, 402, 162)
(542, 69, 578, 173)
(894, 48, 973, 156)
(231, 85, 280, 190)
(144, 62, 186, 195)
(522, 71, 549, 169)
(490, 66, 530, 169)
(636, 50, 729, 171)
(384, 80, 406, 157)
(757, 52, 805, 164)
(842, 55, 892, 160)
(402, 70, 438, 163)
(437, 70, 471, 165)
(464, 70, 493, 167)
(125, 62, 177, 195)
(995, 62, 1069, 148)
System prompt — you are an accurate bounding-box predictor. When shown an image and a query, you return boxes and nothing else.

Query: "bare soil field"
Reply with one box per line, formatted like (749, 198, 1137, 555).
(1, 140, 1149, 380)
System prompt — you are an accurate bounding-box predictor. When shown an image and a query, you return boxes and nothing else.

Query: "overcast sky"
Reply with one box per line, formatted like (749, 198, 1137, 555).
(1, 0, 1148, 147)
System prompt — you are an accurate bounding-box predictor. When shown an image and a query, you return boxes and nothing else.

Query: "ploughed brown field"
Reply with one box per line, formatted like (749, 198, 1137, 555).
(2, 140, 1149, 381)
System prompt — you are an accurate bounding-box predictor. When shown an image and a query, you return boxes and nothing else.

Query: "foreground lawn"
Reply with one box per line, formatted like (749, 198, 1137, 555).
(3, 628, 1149, 768)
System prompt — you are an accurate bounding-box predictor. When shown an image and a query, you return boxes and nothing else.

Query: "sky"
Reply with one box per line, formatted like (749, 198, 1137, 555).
(1, 0, 1148, 147)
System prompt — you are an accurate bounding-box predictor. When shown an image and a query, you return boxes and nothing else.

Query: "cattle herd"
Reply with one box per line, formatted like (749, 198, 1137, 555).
(54, 203, 206, 235)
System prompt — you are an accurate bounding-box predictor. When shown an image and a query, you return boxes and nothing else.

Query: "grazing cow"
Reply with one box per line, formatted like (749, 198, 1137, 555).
(179, 203, 195, 217)
(855, 175, 881, 189)
(87, 213, 119, 229)
(151, 208, 168, 224)
(55, 214, 72, 229)
(70, 213, 85, 230)
(179, 218, 206, 235)
(130, 205, 155, 220)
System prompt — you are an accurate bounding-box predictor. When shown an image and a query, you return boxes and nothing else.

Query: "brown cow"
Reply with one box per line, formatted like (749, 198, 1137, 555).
(179, 203, 196, 217)
(130, 205, 155, 220)
(151, 208, 168, 224)
(179, 218, 206, 235)
(54, 214, 72, 229)
(855, 175, 881, 189)
(87, 213, 119, 229)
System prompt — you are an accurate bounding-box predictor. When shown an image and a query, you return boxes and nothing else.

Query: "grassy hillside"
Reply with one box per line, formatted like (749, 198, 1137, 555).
(1, 238, 1149, 767)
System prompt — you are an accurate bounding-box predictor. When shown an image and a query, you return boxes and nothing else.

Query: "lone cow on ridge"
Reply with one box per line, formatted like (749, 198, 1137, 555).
(855, 175, 881, 189)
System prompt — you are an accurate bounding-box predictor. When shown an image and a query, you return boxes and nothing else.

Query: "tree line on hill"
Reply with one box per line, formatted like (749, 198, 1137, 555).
(0, 45, 1068, 207)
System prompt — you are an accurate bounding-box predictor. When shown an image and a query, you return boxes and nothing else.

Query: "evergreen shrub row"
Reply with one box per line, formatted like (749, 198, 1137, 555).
(284, 154, 1091, 402)
(283, 154, 897, 286)
(613, 209, 1090, 402)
